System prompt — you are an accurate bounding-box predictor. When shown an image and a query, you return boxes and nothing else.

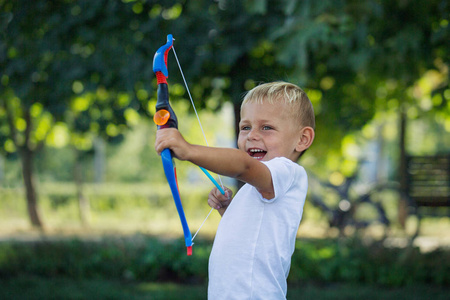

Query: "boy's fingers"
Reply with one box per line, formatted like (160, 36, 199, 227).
(208, 198, 221, 210)
(214, 187, 230, 197)
(209, 186, 232, 211)
(216, 193, 228, 203)
(224, 187, 233, 200)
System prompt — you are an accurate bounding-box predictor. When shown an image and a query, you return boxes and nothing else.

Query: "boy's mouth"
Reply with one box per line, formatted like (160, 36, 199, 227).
(248, 148, 267, 160)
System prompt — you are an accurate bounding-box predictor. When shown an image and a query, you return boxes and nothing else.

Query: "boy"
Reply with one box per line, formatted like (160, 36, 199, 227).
(155, 81, 315, 299)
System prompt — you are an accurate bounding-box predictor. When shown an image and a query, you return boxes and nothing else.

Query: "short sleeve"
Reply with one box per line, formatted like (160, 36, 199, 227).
(260, 157, 305, 203)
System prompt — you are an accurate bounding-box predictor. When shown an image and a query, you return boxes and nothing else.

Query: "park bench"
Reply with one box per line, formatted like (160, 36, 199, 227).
(404, 154, 450, 236)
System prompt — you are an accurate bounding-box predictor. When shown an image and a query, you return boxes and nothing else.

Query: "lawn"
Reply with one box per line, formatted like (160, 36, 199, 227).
(1, 276, 448, 300)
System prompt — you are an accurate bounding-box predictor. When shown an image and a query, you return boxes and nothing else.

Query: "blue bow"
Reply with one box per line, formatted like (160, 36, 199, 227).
(153, 34, 224, 256)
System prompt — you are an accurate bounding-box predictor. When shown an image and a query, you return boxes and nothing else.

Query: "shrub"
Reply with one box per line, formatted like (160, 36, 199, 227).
(0, 236, 448, 287)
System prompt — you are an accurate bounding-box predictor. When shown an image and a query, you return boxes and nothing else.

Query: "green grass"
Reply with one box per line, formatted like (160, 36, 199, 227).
(1, 183, 449, 242)
(0, 276, 448, 300)
(0, 183, 225, 239)
(0, 276, 206, 300)
(288, 283, 450, 300)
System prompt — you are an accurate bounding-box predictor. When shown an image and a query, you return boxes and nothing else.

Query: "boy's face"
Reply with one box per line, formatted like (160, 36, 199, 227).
(238, 100, 304, 162)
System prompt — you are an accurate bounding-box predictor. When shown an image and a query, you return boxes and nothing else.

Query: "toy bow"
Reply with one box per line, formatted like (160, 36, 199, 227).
(153, 34, 224, 256)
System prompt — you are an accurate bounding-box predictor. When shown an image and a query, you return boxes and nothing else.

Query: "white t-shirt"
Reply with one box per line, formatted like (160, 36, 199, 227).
(208, 157, 308, 300)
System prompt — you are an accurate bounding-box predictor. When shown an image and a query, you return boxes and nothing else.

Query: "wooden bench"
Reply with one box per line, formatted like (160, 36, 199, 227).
(406, 155, 450, 207)
(404, 154, 450, 236)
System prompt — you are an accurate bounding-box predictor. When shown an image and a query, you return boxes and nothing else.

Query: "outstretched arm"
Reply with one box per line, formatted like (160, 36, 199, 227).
(155, 128, 274, 200)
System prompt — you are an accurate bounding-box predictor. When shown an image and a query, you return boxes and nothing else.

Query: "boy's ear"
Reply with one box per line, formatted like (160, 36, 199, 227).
(295, 127, 315, 153)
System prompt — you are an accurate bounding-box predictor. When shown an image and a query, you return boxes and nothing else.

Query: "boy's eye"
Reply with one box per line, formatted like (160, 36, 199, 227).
(262, 125, 273, 130)
(241, 125, 250, 131)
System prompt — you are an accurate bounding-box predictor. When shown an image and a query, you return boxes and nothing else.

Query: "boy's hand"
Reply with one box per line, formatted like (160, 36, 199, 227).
(155, 128, 190, 161)
(208, 186, 233, 216)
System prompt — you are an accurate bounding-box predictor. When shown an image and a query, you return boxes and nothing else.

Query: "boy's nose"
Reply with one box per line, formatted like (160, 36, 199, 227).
(247, 129, 260, 140)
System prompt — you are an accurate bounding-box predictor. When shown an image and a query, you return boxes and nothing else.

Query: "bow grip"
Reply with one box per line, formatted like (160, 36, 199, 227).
(153, 34, 173, 79)
(155, 83, 178, 129)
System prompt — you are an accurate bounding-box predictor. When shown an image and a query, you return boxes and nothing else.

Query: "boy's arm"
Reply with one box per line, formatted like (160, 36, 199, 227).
(155, 128, 274, 199)
(189, 144, 274, 199)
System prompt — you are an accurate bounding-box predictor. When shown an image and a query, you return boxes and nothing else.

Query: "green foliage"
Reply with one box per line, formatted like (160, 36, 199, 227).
(0, 236, 210, 283)
(0, 236, 449, 287)
(289, 238, 450, 287)
(1, 0, 447, 156)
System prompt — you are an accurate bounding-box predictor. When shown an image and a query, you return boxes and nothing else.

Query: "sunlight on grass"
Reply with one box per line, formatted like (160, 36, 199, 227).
(0, 183, 449, 248)
(0, 183, 223, 241)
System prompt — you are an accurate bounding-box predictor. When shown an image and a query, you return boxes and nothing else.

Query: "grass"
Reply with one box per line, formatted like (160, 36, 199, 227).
(0, 276, 206, 300)
(1, 182, 449, 243)
(0, 182, 224, 240)
(1, 276, 448, 300)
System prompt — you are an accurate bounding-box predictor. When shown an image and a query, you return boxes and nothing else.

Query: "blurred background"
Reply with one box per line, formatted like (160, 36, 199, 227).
(0, 0, 449, 299)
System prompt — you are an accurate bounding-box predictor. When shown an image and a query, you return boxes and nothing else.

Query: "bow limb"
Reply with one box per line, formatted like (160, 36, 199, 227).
(153, 34, 193, 256)
(161, 149, 193, 255)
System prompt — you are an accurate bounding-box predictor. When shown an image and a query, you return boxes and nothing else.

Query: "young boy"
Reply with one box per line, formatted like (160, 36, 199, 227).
(155, 81, 315, 299)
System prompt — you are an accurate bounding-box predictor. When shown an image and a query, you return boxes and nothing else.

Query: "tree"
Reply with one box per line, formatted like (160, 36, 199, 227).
(202, 0, 448, 171)
(0, 0, 189, 227)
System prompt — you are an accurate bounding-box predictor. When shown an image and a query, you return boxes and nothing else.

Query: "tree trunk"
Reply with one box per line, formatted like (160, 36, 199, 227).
(0, 155, 4, 182)
(20, 147, 43, 228)
(94, 137, 105, 183)
(375, 123, 386, 182)
(398, 108, 408, 228)
(3, 97, 44, 228)
(74, 149, 90, 226)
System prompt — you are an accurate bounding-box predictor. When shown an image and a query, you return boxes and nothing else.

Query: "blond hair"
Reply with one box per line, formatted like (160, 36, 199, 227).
(242, 81, 315, 130)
